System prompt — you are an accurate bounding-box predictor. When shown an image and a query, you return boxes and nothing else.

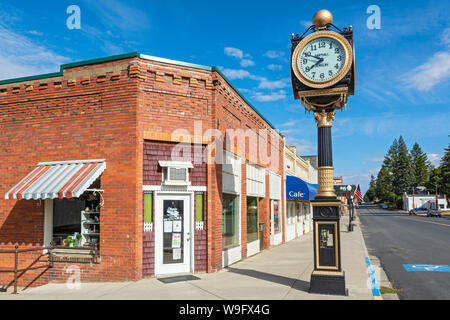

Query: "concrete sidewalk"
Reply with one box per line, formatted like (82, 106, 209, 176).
(0, 215, 374, 300)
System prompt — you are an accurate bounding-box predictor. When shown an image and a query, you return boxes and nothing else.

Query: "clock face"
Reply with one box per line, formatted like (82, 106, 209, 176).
(297, 37, 346, 82)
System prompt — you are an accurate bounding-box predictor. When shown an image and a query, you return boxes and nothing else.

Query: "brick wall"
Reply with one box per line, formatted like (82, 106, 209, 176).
(0, 57, 142, 287)
(0, 54, 285, 288)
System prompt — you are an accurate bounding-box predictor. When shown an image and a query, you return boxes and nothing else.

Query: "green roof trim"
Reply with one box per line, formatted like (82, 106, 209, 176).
(0, 72, 62, 85)
(0, 51, 281, 136)
(61, 52, 139, 70)
(139, 54, 213, 71)
(0, 52, 139, 86)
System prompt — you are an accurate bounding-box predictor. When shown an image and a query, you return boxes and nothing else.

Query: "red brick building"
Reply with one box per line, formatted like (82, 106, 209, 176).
(0, 52, 285, 288)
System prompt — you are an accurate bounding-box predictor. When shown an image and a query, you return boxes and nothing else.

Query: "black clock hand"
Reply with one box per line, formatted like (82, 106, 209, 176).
(309, 58, 324, 70)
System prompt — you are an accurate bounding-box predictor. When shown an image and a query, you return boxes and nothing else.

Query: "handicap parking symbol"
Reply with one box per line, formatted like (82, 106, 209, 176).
(403, 264, 450, 272)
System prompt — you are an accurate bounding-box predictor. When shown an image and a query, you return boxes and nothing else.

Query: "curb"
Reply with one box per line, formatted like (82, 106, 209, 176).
(353, 214, 384, 300)
(365, 257, 383, 300)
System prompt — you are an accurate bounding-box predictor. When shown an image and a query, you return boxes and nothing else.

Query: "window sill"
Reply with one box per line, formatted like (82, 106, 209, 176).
(49, 248, 99, 264)
(222, 244, 240, 251)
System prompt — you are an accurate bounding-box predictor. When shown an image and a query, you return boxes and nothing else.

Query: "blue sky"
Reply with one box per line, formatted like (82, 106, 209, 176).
(0, 0, 449, 193)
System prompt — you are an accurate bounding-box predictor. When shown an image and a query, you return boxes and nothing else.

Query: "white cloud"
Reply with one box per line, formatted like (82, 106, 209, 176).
(219, 68, 251, 80)
(401, 51, 450, 91)
(428, 153, 442, 167)
(224, 47, 243, 59)
(267, 64, 282, 71)
(441, 28, 450, 46)
(300, 20, 312, 28)
(282, 119, 297, 127)
(263, 50, 285, 59)
(284, 137, 313, 154)
(240, 59, 255, 67)
(400, 28, 450, 91)
(25, 30, 43, 36)
(0, 23, 69, 80)
(252, 90, 287, 102)
(258, 78, 290, 90)
(224, 47, 255, 68)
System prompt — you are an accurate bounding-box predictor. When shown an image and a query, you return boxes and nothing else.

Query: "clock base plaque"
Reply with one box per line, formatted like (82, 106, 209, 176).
(310, 270, 347, 296)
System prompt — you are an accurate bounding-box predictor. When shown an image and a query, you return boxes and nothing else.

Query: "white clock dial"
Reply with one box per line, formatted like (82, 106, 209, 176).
(298, 37, 346, 82)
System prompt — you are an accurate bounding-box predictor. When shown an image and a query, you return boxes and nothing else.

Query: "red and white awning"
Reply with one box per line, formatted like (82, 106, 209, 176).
(5, 159, 106, 200)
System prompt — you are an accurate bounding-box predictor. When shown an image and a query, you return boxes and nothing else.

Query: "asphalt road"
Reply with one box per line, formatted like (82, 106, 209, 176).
(358, 205, 450, 300)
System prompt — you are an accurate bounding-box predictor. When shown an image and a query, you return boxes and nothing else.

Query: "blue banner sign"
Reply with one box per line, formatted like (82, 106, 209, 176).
(286, 175, 318, 200)
(403, 264, 450, 272)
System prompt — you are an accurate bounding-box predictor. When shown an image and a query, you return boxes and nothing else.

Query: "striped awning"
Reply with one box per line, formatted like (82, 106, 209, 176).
(5, 159, 106, 200)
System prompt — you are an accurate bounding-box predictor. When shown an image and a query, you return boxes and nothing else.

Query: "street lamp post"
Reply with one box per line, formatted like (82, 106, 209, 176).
(290, 9, 355, 296)
(348, 195, 354, 232)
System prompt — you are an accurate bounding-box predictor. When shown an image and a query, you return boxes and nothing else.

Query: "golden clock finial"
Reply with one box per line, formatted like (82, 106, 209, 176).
(312, 9, 333, 29)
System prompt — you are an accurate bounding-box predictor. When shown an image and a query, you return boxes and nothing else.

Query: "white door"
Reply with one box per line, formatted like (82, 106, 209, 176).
(155, 194, 192, 275)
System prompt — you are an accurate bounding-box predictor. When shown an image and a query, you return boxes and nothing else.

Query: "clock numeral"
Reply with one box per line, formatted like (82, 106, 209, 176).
(303, 59, 307, 64)
(335, 63, 339, 69)
(305, 52, 311, 57)
(319, 41, 325, 48)
(311, 72, 316, 78)
(305, 66, 310, 72)
(328, 70, 333, 76)
(320, 73, 324, 79)
(310, 45, 317, 51)
(335, 48, 340, 54)
(329, 42, 333, 49)
(337, 55, 342, 61)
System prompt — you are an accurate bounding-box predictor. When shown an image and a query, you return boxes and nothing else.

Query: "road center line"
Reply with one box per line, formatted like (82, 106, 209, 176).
(402, 217, 450, 228)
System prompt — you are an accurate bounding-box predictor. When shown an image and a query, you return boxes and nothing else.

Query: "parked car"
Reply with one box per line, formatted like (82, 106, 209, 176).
(427, 209, 442, 218)
(409, 206, 427, 215)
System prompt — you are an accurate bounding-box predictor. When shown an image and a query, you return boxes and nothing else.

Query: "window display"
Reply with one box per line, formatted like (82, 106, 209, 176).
(247, 197, 258, 243)
(222, 194, 239, 249)
(272, 200, 281, 234)
(52, 179, 101, 248)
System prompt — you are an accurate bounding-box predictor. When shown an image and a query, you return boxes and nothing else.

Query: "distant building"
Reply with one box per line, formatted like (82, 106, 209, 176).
(403, 193, 448, 211)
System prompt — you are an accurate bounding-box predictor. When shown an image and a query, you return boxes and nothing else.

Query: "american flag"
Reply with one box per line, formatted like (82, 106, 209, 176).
(354, 184, 364, 202)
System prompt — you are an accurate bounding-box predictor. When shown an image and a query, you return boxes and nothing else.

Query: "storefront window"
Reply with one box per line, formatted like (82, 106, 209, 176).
(52, 184, 101, 248)
(247, 197, 258, 243)
(297, 202, 302, 222)
(222, 194, 239, 249)
(287, 201, 295, 224)
(273, 200, 281, 234)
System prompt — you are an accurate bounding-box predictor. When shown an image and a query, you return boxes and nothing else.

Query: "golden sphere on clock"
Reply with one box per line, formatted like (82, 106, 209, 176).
(312, 9, 333, 28)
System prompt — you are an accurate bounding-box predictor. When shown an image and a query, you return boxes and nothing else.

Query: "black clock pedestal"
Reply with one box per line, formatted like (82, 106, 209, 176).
(309, 198, 347, 296)
(308, 109, 347, 296)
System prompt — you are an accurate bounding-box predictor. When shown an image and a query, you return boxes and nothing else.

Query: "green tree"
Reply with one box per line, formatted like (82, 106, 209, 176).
(410, 142, 429, 188)
(426, 166, 442, 194)
(441, 142, 450, 197)
(375, 138, 398, 201)
(376, 165, 392, 201)
(392, 136, 413, 196)
(365, 175, 377, 202)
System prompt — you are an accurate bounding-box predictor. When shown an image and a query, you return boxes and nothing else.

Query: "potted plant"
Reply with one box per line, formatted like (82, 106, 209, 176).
(76, 233, 83, 246)
(66, 236, 74, 247)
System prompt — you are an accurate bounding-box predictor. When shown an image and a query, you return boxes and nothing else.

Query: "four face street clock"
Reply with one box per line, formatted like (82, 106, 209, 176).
(290, 9, 355, 108)
(292, 31, 353, 89)
(290, 9, 355, 296)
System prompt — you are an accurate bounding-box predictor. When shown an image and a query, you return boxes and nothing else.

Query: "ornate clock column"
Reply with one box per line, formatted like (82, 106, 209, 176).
(290, 9, 355, 296)
(309, 108, 346, 296)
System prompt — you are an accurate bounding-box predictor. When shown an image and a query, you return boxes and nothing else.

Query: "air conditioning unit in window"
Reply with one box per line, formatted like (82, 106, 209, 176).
(158, 161, 193, 186)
